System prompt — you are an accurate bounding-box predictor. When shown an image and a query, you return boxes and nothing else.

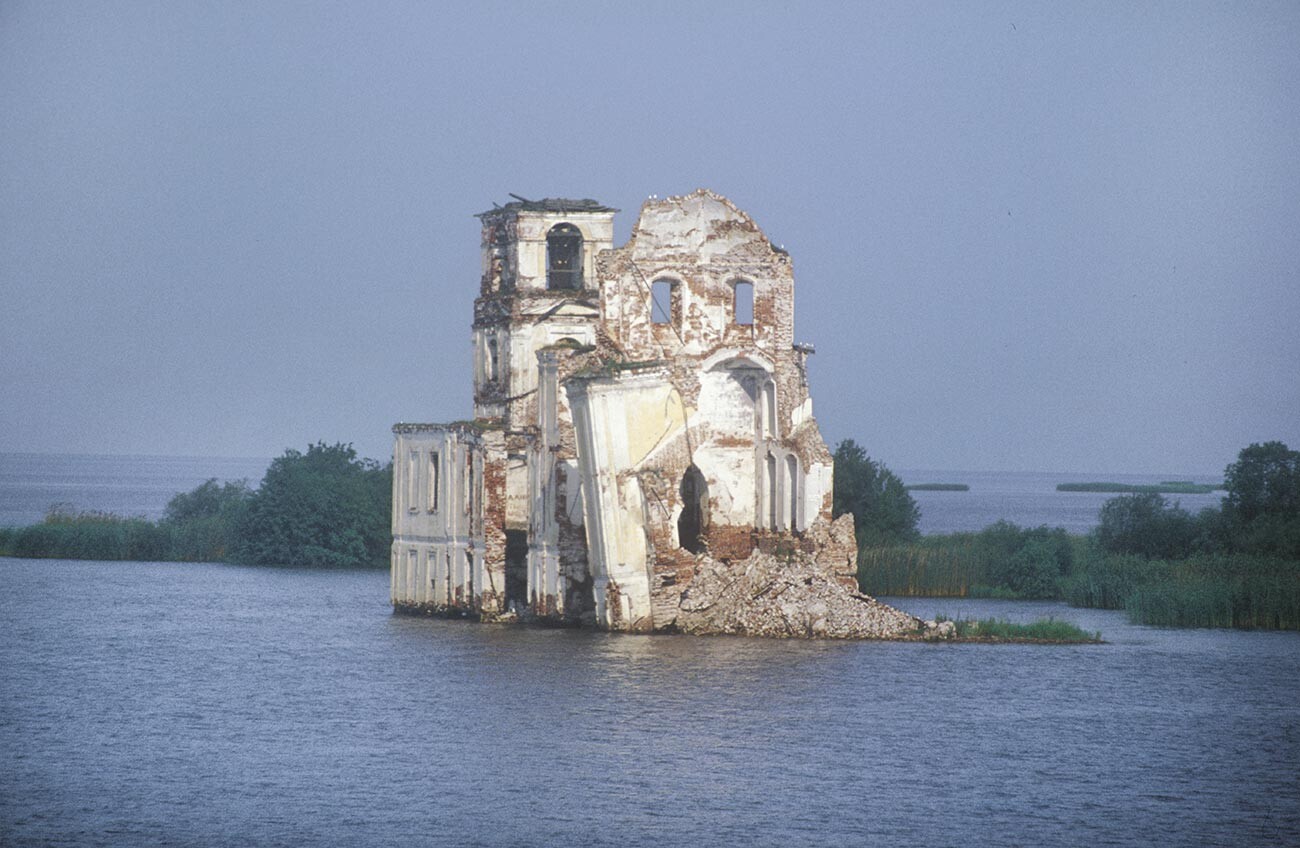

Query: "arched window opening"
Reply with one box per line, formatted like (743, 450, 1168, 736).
(487, 337, 499, 382)
(678, 464, 709, 554)
(764, 382, 776, 439)
(733, 280, 754, 325)
(490, 225, 512, 291)
(786, 455, 799, 531)
(765, 453, 778, 529)
(547, 223, 583, 290)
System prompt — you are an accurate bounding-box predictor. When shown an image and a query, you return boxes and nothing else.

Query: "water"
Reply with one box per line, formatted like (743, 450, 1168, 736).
(1, 560, 1296, 847)
(0, 454, 270, 527)
(898, 468, 1226, 535)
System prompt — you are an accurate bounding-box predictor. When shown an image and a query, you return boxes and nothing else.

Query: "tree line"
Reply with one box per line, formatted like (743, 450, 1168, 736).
(840, 441, 1300, 629)
(0, 443, 391, 569)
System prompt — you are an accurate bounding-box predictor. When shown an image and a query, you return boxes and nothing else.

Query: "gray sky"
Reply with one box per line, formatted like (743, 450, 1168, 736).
(2, 1, 1297, 474)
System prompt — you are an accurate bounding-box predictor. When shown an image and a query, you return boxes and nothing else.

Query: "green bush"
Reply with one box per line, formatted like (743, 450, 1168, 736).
(231, 442, 391, 568)
(1094, 492, 1200, 559)
(832, 440, 919, 547)
(992, 537, 1063, 599)
(162, 478, 252, 561)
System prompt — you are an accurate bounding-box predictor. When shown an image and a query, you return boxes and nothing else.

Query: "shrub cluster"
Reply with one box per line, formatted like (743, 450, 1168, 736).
(1092, 442, 1299, 562)
(832, 440, 919, 547)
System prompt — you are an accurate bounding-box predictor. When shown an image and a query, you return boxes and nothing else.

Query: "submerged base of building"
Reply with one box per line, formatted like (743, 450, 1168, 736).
(393, 513, 931, 640)
(392, 190, 921, 640)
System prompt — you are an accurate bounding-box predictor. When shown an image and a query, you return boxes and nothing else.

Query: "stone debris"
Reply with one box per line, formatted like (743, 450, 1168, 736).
(674, 520, 926, 639)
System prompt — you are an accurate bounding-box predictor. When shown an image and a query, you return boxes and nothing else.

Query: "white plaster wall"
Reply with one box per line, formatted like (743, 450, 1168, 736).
(690, 444, 754, 526)
(568, 372, 683, 630)
(391, 427, 485, 608)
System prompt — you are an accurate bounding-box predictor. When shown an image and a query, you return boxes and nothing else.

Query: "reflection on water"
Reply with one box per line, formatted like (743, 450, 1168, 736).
(2, 560, 1297, 847)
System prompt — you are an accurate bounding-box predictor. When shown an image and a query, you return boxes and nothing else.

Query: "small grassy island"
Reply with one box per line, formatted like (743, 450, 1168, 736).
(936, 616, 1102, 643)
(905, 483, 970, 492)
(1056, 481, 1222, 494)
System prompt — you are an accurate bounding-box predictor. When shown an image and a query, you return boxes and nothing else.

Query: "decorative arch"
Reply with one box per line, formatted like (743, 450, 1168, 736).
(701, 348, 775, 375)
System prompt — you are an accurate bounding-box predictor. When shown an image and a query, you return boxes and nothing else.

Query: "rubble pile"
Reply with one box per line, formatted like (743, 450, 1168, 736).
(674, 523, 929, 639)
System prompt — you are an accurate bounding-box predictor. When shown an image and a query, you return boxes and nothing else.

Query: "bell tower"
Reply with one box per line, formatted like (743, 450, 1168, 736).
(471, 197, 617, 423)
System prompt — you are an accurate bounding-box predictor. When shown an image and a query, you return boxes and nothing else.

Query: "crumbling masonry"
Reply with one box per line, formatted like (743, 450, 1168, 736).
(391, 190, 925, 638)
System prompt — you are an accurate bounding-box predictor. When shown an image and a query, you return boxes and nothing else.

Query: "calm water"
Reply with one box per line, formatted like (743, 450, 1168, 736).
(897, 468, 1226, 535)
(0, 454, 270, 528)
(2, 560, 1297, 847)
(0, 453, 1224, 535)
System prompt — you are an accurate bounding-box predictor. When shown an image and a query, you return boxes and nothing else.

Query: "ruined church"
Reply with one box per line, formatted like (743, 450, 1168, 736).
(391, 190, 926, 638)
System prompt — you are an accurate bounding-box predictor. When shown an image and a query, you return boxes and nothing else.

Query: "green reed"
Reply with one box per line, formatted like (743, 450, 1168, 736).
(0, 509, 173, 562)
(939, 616, 1101, 642)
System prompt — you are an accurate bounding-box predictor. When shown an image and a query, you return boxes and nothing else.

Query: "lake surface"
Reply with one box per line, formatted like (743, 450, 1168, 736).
(0, 454, 270, 528)
(0, 453, 1225, 535)
(2, 560, 1297, 847)
(897, 468, 1226, 535)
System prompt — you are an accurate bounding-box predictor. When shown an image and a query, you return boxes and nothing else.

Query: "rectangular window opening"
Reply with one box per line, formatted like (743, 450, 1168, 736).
(651, 280, 674, 324)
(429, 451, 440, 512)
(407, 450, 419, 512)
(734, 281, 754, 325)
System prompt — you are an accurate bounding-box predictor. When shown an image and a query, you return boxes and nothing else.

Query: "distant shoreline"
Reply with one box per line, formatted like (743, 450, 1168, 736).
(1056, 481, 1223, 494)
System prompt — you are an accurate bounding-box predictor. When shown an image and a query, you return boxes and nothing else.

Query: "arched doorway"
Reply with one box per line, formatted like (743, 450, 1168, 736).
(678, 464, 709, 554)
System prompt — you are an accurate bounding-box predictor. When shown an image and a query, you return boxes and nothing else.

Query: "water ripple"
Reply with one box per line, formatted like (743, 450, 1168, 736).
(1, 560, 1297, 847)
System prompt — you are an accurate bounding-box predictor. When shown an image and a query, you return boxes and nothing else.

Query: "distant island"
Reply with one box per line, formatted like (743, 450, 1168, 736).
(905, 483, 970, 491)
(1057, 481, 1223, 494)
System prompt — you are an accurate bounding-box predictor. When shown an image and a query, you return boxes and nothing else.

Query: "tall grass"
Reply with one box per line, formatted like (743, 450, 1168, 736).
(863, 524, 1300, 631)
(858, 535, 987, 596)
(858, 523, 1082, 598)
(938, 615, 1101, 642)
(1123, 555, 1300, 629)
(1057, 550, 1299, 629)
(0, 508, 173, 561)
